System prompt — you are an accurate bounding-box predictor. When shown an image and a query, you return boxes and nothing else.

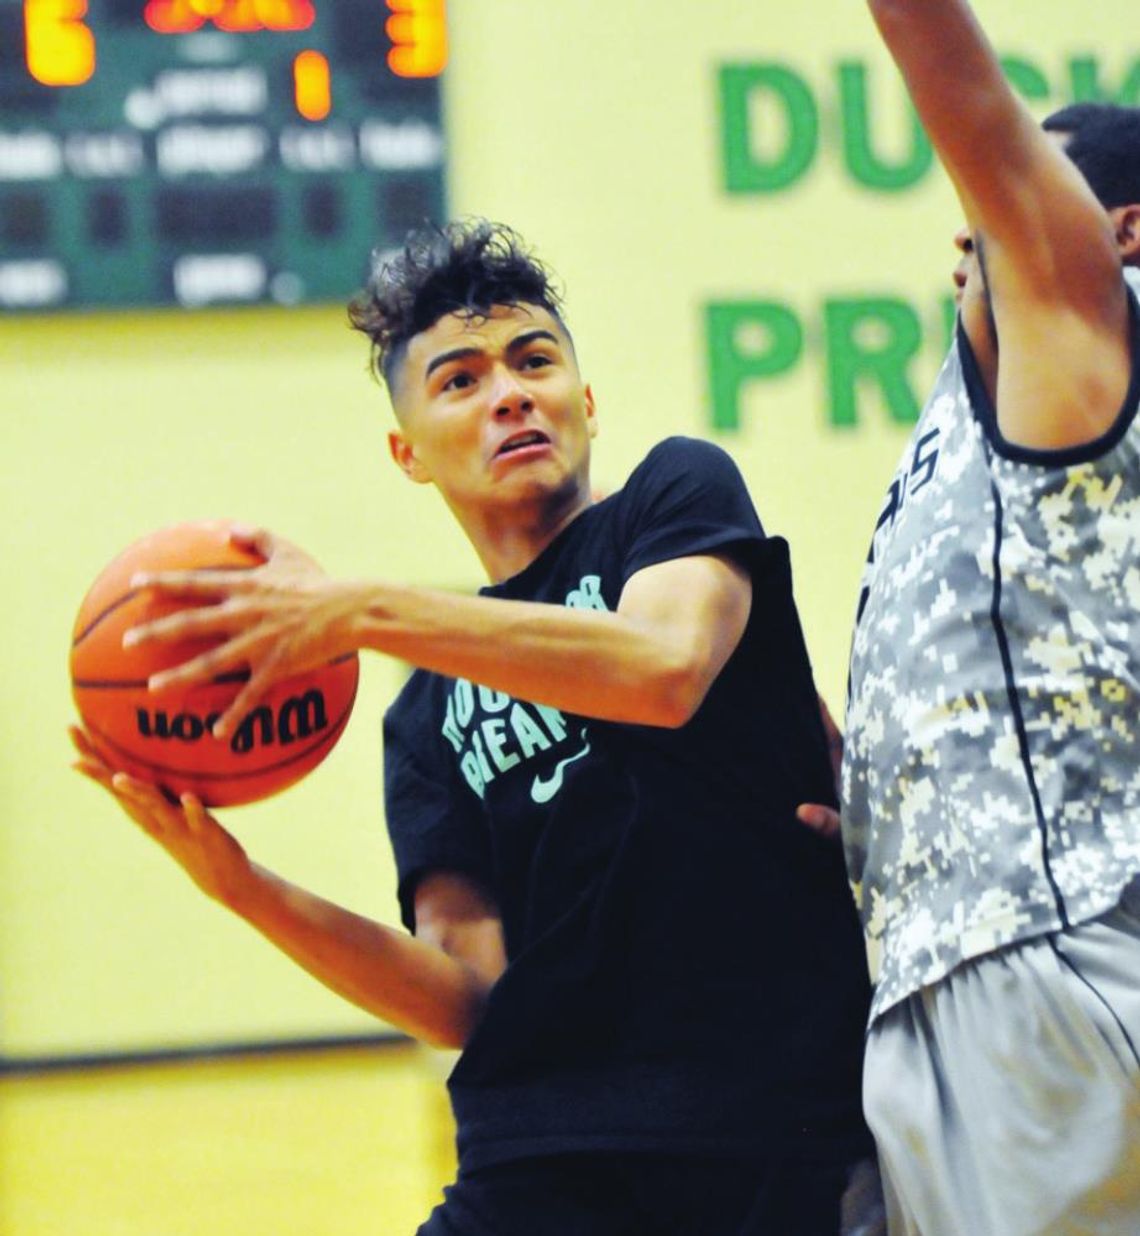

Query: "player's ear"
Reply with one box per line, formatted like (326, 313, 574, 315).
(1111, 204, 1140, 262)
(388, 430, 432, 484)
(584, 384, 598, 440)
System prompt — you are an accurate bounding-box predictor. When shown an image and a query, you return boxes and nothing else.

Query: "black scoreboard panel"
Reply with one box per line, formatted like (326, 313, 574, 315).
(0, 1, 446, 309)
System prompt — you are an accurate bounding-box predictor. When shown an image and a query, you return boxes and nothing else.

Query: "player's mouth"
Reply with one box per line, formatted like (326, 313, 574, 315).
(493, 430, 551, 460)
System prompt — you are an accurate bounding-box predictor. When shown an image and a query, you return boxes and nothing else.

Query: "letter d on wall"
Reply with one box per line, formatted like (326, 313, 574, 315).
(706, 300, 803, 431)
(719, 64, 818, 193)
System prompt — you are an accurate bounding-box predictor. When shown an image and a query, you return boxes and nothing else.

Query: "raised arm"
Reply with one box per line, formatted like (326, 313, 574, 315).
(868, 0, 1131, 449)
(70, 725, 505, 1049)
(126, 537, 753, 739)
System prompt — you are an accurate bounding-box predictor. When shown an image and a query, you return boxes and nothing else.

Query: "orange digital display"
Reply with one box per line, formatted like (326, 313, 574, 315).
(24, 0, 96, 86)
(385, 0, 447, 79)
(18, 2, 446, 94)
(293, 49, 331, 121)
(143, 0, 316, 35)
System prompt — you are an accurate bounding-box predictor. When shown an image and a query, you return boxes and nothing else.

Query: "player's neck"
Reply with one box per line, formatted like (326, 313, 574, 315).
(463, 486, 593, 584)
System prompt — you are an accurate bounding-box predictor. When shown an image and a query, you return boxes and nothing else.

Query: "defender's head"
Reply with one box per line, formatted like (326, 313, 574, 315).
(1043, 102, 1140, 210)
(1043, 102, 1140, 265)
(953, 102, 1140, 323)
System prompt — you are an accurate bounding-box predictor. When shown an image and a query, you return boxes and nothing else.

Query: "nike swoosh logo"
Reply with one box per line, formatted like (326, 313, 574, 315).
(530, 728, 591, 804)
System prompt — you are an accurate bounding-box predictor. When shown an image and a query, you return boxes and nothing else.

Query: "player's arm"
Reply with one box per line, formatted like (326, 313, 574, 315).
(127, 537, 754, 738)
(70, 726, 505, 1049)
(867, 0, 1131, 449)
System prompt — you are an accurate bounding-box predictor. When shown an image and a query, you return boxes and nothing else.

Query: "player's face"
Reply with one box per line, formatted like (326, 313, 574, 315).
(388, 303, 597, 523)
(952, 226, 980, 308)
(952, 226, 1000, 371)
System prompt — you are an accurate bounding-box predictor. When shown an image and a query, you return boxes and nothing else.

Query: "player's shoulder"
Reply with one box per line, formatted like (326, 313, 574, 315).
(616, 436, 765, 550)
(641, 434, 733, 465)
(631, 435, 742, 487)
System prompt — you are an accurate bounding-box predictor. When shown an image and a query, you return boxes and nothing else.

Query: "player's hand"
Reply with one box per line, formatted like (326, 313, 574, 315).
(69, 724, 254, 907)
(796, 802, 842, 841)
(123, 525, 362, 739)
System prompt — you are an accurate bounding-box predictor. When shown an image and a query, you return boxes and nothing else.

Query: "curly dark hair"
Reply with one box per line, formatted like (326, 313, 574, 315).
(348, 218, 568, 390)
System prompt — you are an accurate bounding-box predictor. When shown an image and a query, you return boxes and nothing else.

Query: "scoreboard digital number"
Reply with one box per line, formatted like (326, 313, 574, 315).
(0, 1, 447, 310)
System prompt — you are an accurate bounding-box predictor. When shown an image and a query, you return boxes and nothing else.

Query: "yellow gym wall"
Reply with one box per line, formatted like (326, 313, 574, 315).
(3, 1, 1135, 1061)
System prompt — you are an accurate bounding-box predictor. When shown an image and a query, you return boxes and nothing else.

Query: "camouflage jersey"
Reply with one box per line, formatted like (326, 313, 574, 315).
(844, 268, 1140, 1022)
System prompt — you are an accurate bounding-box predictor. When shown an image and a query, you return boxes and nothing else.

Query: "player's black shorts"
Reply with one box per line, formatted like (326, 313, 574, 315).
(416, 1150, 877, 1236)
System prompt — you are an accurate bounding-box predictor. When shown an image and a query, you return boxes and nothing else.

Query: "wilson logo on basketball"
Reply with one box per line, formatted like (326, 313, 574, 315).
(135, 689, 330, 754)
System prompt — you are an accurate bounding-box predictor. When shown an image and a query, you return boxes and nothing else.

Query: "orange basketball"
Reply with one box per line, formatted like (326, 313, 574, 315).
(70, 521, 359, 808)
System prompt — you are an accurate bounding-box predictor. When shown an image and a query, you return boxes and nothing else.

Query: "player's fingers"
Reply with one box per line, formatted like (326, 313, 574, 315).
(68, 724, 103, 762)
(238, 526, 323, 576)
(181, 793, 209, 833)
(68, 729, 123, 785)
(211, 645, 285, 739)
(108, 773, 172, 835)
(110, 771, 152, 801)
(145, 628, 263, 692)
(129, 568, 256, 599)
(796, 803, 842, 839)
(111, 772, 178, 818)
(71, 759, 115, 790)
(124, 598, 257, 650)
(229, 524, 273, 559)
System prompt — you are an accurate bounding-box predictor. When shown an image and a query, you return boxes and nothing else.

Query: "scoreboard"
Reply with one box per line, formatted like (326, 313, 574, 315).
(0, 1, 447, 310)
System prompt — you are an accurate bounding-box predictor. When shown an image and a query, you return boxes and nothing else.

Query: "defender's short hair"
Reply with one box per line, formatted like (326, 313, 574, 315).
(348, 219, 568, 389)
(1043, 102, 1140, 210)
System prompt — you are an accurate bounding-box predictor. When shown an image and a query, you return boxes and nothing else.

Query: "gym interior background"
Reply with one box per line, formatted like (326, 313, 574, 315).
(3, 1, 1134, 1231)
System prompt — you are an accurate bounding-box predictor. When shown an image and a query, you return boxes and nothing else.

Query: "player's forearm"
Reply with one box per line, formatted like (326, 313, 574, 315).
(224, 864, 492, 1049)
(866, 0, 1031, 195)
(348, 582, 711, 727)
(867, 0, 1120, 286)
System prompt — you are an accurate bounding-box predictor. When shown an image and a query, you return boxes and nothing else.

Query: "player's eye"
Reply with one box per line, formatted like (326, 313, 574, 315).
(521, 352, 553, 369)
(441, 371, 475, 391)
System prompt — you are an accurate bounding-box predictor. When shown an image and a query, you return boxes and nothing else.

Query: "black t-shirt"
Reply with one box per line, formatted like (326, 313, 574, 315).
(383, 437, 872, 1170)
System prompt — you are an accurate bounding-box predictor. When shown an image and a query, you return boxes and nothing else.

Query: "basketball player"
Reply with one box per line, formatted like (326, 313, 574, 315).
(72, 220, 883, 1233)
(801, 2, 1140, 1231)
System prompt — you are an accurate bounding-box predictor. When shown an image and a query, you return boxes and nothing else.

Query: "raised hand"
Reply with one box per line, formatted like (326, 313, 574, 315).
(123, 526, 364, 739)
(69, 724, 254, 907)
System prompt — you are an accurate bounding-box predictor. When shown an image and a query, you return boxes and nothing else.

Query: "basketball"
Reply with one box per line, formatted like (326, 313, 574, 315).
(70, 521, 359, 808)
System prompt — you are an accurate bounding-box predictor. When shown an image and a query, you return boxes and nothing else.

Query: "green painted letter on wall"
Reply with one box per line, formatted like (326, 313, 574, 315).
(719, 64, 818, 193)
(999, 56, 1050, 102)
(706, 300, 804, 430)
(1069, 57, 1140, 105)
(824, 297, 923, 426)
(838, 62, 932, 191)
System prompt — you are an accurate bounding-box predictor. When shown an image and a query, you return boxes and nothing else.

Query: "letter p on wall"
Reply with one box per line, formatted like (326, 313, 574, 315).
(706, 301, 803, 431)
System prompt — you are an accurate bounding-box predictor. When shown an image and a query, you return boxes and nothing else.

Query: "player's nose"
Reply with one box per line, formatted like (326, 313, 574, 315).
(488, 365, 533, 417)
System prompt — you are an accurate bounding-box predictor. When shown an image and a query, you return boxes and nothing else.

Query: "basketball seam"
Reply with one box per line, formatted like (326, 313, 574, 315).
(72, 653, 356, 690)
(73, 669, 251, 689)
(70, 562, 256, 649)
